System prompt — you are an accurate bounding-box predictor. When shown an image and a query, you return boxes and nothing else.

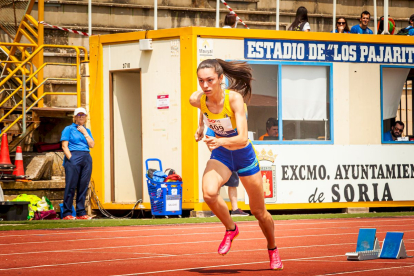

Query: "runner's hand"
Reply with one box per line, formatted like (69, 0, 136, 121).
(195, 126, 204, 142)
(204, 135, 222, 150)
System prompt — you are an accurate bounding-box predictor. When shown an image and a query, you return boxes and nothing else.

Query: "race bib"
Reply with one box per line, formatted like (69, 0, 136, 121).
(204, 115, 236, 136)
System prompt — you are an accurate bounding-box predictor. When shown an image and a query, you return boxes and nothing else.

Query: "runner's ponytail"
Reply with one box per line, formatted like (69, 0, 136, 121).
(197, 59, 253, 101)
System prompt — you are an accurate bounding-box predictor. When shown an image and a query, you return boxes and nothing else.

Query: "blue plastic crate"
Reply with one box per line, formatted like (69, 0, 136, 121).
(146, 158, 183, 216)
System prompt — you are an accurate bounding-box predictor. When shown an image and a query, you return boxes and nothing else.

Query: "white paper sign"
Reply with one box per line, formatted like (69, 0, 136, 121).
(166, 200, 180, 211)
(157, 95, 169, 109)
(197, 38, 214, 58)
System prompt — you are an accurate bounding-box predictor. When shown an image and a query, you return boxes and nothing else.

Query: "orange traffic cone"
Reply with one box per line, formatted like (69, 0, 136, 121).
(0, 133, 16, 181)
(0, 133, 15, 170)
(13, 146, 25, 179)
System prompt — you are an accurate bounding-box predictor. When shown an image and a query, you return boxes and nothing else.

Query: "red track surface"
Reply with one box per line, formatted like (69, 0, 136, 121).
(1, 217, 414, 275)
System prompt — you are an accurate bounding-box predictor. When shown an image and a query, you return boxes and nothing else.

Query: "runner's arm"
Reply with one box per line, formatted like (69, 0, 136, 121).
(195, 109, 205, 142)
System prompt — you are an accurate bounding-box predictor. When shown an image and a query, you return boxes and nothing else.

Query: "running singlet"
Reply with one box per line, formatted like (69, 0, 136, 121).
(200, 90, 238, 137)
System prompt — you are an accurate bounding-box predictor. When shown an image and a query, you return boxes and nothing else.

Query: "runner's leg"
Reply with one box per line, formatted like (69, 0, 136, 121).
(203, 159, 234, 230)
(240, 171, 276, 249)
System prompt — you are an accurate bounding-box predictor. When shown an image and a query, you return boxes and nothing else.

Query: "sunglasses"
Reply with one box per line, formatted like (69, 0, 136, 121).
(76, 114, 86, 117)
(394, 127, 404, 132)
(337, 22, 346, 25)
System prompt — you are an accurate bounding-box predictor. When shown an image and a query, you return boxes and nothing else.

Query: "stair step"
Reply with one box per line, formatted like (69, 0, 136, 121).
(44, 52, 86, 58)
(0, 106, 75, 117)
(45, 79, 77, 85)
(43, 24, 143, 33)
(225, 0, 259, 2)
(1, 120, 40, 123)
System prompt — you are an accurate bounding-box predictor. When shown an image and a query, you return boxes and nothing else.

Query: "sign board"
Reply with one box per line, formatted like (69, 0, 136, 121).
(249, 145, 414, 204)
(166, 195, 180, 211)
(245, 39, 414, 64)
(198, 38, 214, 59)
(157, 95, 169, 109)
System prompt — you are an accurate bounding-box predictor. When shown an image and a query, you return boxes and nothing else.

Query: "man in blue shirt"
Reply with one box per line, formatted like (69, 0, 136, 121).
(350, 11, 373, 34)
(396, 14, 414, 35)
(409, 15, 414, 36)
(384, 121, 404, 141)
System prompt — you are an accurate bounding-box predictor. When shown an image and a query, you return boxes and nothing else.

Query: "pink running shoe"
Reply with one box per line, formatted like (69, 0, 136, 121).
(218, 224, 239, 255)
(268, 248, 283, 270)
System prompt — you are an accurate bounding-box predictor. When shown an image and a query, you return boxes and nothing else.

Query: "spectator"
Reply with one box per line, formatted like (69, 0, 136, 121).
(377, 16, 396, 35)
(223, 13, 237, 29)
(61, 107, 94, 220)
(332, 17, 350, 33)
(259, 118, 279, 140)
(288, 6, 310, 32)
(396, 14, 414, 36)
(350, 11, 373, 34)
(384, 121, 405, 141)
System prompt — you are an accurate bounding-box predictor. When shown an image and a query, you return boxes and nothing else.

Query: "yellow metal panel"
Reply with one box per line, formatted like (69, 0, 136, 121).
(35, 0, 44, 107)
(89, 35, 106, 204)
(179, 27, 414, 46)
(237, 201, 414, 210)
(98, 32, 146, 44)
(192, 201, 414, 211)
(101, 202, 151, 210)
(180, 33, 198, 207)
(100, 200, 414, 211)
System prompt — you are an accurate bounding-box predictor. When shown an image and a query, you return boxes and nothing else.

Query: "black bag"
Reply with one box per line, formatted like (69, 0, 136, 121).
(291, 21, 307, 31)
(147, 169, 157, 179)
(396, 26, 413, 36)
(164, 168, 176, 176)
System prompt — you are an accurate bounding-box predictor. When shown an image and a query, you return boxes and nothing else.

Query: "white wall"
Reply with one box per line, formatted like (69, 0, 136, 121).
(102, 39, 181, 204)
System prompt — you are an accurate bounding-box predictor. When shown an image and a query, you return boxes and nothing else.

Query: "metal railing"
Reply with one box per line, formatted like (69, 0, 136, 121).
(0, 43, 88, 136)
(0, 0, 32, 40)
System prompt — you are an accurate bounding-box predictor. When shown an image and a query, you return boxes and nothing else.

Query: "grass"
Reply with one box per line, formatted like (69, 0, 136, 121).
(0, 211, 413, 231)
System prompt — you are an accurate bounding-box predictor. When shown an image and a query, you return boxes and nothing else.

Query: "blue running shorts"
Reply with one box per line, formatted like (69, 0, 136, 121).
(210, 142, 260, 177)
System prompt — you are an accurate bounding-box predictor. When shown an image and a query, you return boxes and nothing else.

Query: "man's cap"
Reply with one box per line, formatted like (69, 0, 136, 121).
(74, 107, 87, 116)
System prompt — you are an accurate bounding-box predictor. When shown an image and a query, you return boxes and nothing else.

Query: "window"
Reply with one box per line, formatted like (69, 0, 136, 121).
(248, 64, 279, 141)
(381, 66, 414, 143)
(246, 62, 332, 144)
(281, 65, 330, 141)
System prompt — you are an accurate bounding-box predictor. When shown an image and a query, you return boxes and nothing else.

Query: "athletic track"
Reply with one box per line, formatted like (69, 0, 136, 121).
(1, 217, 414, 275)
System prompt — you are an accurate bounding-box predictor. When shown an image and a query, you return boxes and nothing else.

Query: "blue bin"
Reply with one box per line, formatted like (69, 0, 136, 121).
(59, 203, 76, 218)
(145, 158, 183, 216)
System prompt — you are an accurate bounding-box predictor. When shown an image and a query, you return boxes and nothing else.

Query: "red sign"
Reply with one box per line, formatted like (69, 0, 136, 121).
(157, 95, 170, 109)
(261, 169, 274, 198)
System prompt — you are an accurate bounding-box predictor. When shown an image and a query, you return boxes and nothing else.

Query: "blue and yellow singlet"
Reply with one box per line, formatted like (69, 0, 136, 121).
(201, 90, 242, 137)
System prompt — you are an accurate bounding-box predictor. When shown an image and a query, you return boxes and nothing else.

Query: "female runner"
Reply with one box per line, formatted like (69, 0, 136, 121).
(189, 59, 283, 270)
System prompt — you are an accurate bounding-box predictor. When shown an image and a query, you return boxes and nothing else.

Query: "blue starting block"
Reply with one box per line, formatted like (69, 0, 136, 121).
(346, 228, 381, 261)
(380, 232, 408, 259)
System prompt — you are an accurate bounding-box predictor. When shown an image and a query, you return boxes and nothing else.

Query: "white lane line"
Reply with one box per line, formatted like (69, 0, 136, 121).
(2, 222, 413, 239)
(0, 249, 343, 272)
(111, 254, 345, 276)
(316, 264, 414, 276)
(296, 259, 414, 265)
(1, 217, 413, 238)
(0, 240, 357, 256)
(2, 228, 414, 247)
(3, 242, 413, 272)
